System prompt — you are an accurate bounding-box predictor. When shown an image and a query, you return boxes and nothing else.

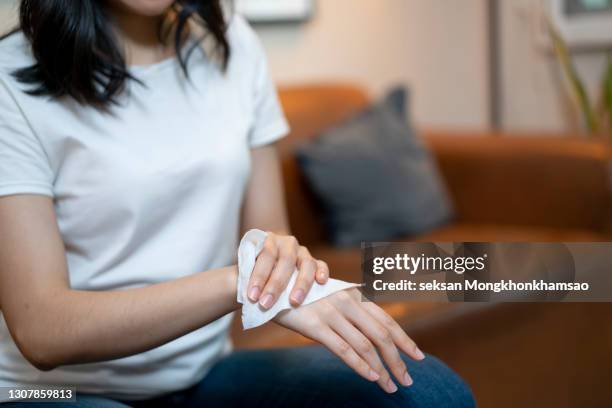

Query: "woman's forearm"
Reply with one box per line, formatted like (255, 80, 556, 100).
(11, 265, 239, 371)
(241, 145, 291, 236)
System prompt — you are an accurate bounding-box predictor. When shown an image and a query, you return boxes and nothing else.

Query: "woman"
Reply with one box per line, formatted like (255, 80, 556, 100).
(0, 1, 475, 407)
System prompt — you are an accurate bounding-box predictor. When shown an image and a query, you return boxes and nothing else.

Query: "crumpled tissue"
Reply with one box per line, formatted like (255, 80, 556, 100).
(237, 229, 360, 329)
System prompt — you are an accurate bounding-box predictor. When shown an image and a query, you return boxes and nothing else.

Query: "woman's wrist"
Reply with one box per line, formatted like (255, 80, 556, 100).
(222, 264, 240, 310)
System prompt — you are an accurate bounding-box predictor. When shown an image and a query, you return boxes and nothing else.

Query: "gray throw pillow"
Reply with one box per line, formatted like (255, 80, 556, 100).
(296, 87, 453, 247)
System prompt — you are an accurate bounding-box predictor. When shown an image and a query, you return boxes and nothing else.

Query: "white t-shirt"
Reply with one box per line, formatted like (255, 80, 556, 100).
(0, 15, 288, 401)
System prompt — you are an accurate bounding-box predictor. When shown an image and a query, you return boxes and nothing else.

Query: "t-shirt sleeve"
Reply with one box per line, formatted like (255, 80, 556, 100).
(239, 18, 290, 148)
(0, 77, 54, 198)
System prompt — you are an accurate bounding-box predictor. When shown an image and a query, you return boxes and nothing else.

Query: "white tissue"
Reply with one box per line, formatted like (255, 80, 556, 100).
(237, 229, 361, 330)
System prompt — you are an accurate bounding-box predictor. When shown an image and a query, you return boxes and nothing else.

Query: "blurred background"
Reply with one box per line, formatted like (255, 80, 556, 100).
(2, 0, 612, 407)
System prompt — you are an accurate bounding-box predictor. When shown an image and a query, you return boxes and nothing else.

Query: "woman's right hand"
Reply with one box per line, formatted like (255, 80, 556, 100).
(273, 288, 425, 394)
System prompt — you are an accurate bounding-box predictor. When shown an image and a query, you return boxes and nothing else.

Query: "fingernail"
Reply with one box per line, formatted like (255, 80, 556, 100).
(248, 286, 261, 302)
(260, 293, 274, 309)
(318, 272, 326, 281)
(291, 289, 305, 304)
(403, 371, 413, 386)
(415, 347, 425, 360)
(368, 370, 380, 381)
(387, 379, 398, 393)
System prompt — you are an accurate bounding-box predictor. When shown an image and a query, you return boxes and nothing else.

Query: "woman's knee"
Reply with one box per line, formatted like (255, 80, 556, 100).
(298, 348, 475, 408)
(201, 347, 476, 408)
(393, 353, 475, 408)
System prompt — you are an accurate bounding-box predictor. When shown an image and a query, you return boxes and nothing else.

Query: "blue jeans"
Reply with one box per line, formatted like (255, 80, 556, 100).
(4, 347, 475, 407)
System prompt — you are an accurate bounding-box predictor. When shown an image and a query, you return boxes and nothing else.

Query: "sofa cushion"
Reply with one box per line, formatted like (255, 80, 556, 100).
(296, 87, 453, 247)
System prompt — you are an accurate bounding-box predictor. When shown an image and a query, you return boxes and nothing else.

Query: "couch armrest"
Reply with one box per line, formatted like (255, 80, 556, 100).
(424, 132, 612, 232)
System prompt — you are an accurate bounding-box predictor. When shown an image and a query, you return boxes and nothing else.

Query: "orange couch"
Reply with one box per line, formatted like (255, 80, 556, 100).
(232, 84, 612, 408)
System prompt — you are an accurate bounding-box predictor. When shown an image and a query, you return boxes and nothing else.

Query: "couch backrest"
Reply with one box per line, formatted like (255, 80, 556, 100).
(277, 84, 370, 245)
(426, 131, 612, 233)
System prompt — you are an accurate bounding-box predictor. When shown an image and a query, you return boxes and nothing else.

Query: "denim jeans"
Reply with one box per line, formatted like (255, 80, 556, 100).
(4, 347, 475, 408)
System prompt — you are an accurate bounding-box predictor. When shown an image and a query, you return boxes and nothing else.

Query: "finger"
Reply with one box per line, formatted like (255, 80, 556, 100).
(247, 236, 278, 302)
(313, 327, 380, 384)
(330, 316, 400, 393)
(315, 260, 329, 284)
(259, 236, 298, 309)
(337, 296, 412, 387)
(363, 302, 425, 361)
(290, 246, 317, 306)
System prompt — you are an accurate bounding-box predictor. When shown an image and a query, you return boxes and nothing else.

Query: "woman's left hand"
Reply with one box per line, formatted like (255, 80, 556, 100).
(247, 232, 329, 309)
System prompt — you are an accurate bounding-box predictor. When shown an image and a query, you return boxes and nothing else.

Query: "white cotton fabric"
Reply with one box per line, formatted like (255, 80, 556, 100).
(0, 15, 288, 401)
(237, 229, 360, 329)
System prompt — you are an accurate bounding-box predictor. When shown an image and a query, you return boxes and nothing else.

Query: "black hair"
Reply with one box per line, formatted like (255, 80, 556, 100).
(5, 0, 230, 106)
